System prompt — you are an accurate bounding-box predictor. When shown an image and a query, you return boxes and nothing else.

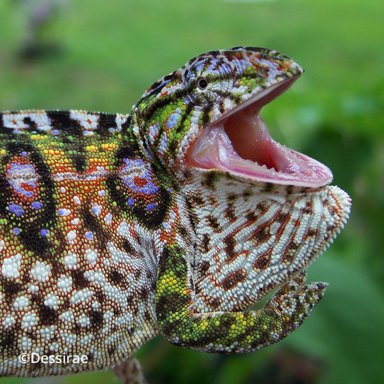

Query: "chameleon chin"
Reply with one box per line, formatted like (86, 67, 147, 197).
(0, 47, 351, 380)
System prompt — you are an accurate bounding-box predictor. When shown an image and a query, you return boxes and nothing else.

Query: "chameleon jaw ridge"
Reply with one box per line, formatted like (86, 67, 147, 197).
(186, 77, 333, 188)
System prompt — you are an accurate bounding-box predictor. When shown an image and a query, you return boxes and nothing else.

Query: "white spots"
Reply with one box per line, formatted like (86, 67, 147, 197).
(85, 249, 98, 265)
(30, 112, 52, 132)
(0, 240, 4, 252)
(67, 230, 77, 243)
(59, 310, 74, 323)
(77, 314, 90, 327)
(44, 293, 59, 309)
(105, 333, 120, 347)
(84, 270, 104, 283)
(0, 215, 159, 374)
(20, 336, 33, 350)
(57, 275, 72, 291)
(2, 113, 29, 132)
(115, 113, 128, 132)
(162, 221, 171, 230)
(30, 261, 51, 282)
(40, 326, 56, 340)
(70, 288, 93, 305)
(92, 203, 102, 217)
(114, 311, 134, 327)
(104, 212, 113, 225)
(13, 296, 30, 310)
(2, 253, 22, 278)
(117, 221, 129, 238)
(98, 189, 106, 197)
(60, 186, 66, 193)
(71, 218, 80, 225)
(28, 284, 39, 293)
(103, 310, 114, 323)
(107, 242, 129, 264)
(79, 334, 93, 346)
(49, 342, 59, 352)
(21, 312, 38, 329)
(101, 281, 128, 308)
(70, 110, 99, 136)
(63, 252, 77, 269)
(73, 196, 81, 205)
(3, 112, 52, 134)
(3, 314, 15, 328)
(61, 332, 77, 345)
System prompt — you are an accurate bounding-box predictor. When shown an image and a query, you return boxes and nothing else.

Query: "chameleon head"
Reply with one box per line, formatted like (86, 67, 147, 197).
(134, 46, 332, 188)
(134, 48, 351, 313)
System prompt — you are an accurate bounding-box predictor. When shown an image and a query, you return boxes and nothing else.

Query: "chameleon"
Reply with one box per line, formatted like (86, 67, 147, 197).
(0, 47, 351, 378)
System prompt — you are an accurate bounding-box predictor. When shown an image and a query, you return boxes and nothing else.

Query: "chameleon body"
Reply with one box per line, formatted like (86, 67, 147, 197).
(0, 47, 351, 376)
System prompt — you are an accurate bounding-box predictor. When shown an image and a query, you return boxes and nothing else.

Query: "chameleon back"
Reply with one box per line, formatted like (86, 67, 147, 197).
(0, 110, 163, 375)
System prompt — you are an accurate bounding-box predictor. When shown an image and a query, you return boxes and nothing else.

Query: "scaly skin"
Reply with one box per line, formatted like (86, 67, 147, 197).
(0, 47, 351, 377)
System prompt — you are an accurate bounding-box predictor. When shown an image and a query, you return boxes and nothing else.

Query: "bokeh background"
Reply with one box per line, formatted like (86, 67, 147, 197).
(0, 0, 383, 383)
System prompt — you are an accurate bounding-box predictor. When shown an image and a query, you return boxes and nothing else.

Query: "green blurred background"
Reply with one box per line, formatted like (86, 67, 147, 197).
(0, 0, 383, 383)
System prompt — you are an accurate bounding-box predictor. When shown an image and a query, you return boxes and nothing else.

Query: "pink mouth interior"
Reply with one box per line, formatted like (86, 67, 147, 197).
(186, 78, 333, 188)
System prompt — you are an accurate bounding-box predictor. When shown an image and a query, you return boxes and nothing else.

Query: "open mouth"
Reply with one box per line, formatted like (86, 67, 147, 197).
(185, 76, 333, 188)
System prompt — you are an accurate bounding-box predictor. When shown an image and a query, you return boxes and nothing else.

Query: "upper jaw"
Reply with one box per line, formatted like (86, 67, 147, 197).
(213, 74, 300, 124)
(185, 75, 334, 189)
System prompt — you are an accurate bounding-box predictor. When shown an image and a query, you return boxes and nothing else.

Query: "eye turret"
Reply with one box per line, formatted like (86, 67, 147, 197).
(183, 57, 235, 105)
(197, 77, 208, 90)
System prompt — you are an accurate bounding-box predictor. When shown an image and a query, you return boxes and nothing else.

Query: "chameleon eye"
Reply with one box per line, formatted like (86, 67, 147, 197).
(197, 77, 208, 90)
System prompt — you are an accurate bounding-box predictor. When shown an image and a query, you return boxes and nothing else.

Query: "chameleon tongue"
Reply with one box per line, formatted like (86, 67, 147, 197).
(224, 111, 280, 171)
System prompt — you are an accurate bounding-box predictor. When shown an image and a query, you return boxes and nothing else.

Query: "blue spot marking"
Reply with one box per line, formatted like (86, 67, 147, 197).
(166, 112, 180, 129)
(92, 206, 101, 216)
(31, 201, 43, 210)
(121, 158, 159, 195)
(13, 227, 21, 236)
(7, 163, 38, 197)
(128, 197, 135, 206)
(146, 203, 157, 211)
(9, 204, 25, 217)
(40, 229, 49, 237)
(85, 232, 94, 240)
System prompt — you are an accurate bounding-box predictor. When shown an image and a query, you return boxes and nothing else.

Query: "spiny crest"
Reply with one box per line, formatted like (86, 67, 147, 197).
(0, 110, 130, 137)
